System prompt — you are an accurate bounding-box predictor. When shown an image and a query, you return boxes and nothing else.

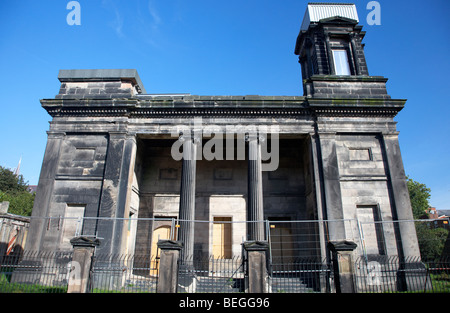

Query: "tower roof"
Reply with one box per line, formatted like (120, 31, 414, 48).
(300, 3, 359, 31)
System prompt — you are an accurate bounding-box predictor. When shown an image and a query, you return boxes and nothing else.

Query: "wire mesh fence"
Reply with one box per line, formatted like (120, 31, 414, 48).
(0, 216, 449, 293)
(354, 256, 450, 293)
(178, 255, 245, 293)
(269, 257, 332, 293)
(90, 254, 158, 293)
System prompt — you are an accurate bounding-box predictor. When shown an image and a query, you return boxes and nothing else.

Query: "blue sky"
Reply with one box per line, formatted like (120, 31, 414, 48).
(0, 0, 449, 210)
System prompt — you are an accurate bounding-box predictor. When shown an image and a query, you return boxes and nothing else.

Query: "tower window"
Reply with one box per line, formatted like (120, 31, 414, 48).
(332, 50, 351, 75)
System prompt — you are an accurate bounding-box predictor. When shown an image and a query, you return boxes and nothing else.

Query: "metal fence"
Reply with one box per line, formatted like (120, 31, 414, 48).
(355, 256, 450, 293)
(178, 255, 245, 293)
(270, 257, 332, 293)
(0, 250, 72, 293)
(90, 254, 158, 293)
(1, 216, 449, 293)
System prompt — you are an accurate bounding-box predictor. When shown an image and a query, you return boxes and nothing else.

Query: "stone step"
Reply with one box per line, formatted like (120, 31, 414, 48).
(270, 277, 315, 293)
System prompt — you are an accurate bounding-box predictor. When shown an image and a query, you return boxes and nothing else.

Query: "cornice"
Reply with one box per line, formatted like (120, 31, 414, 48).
(40, 96, 405, 119)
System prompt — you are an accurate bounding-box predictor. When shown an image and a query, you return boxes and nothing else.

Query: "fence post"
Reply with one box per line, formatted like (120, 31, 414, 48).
(68, 236, 100, 293)
(328, 240, 357, 293)
(156, 240, 183, 293)
(243, 240, 269, 293)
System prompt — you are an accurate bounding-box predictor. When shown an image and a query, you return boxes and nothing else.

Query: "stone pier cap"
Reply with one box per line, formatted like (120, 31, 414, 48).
(157, 240, 184, 250)
(327, 240, 357, 252)
(70, 236, 101, 247)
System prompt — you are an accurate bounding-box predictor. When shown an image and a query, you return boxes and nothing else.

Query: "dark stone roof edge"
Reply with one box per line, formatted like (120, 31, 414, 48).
(40, 96, 405, 118)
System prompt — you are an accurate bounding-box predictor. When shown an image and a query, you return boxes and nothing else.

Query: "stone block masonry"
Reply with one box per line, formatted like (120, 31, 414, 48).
(56, 69, 146, 99)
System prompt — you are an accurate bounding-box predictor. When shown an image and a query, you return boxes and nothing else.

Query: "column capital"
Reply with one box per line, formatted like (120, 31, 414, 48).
(46, 131, 66, 139)
(108, 131, 128, 140)
(178, 132, 201, 144)
(245, 132, 265, 143)
(381, 131, 400, 139)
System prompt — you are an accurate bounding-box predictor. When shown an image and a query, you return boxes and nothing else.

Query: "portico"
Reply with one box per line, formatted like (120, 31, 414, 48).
(27, 3, 421, 268)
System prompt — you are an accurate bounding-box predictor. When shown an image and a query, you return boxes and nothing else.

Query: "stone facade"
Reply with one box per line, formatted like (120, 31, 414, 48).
(26, 3, 420, 262)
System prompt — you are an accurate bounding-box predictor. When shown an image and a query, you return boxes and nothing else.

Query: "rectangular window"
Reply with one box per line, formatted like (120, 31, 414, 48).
(333, 50, 351, 75)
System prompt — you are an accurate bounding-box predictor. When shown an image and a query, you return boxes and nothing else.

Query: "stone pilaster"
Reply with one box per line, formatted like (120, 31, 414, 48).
(26, 131, 65, 251)
(96, 132, 137, 255)
(381, 133, 421, 258)
(316, 132, 346, 241)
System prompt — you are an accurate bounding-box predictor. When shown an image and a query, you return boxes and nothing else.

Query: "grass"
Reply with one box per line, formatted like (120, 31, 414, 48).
(0, 273, 67, 293)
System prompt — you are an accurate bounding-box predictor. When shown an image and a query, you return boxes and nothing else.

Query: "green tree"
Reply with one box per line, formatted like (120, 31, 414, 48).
(0, 166, 28, 194)
(407, 176, 448, 260)
(0, 166, 35, 216)
(407, 176, 431, 219)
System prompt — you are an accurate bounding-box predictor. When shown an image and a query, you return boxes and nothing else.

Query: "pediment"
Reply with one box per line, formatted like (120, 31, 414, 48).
(319, 16, 358, 25)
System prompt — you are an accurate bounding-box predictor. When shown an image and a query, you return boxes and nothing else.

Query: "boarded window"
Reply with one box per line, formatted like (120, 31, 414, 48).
(212, 217, 232, 259)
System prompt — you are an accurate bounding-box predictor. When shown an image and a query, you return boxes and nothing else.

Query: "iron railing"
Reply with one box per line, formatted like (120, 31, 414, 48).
(354, 256, 450, 293)
(178, 255, 245, 293)
(90, 254, 158, 293)
(1, 217, 449, 293)
(269, 257, 332, 293)
(0, 250, 72, 293)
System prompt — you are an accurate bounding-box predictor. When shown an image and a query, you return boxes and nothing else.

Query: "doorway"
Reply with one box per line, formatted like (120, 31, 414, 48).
(212, 217, 232, 259)
(150, 226, 171, 276)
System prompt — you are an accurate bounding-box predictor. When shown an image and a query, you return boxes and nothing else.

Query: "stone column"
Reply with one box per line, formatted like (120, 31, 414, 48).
(243, 241, 269, 293)
(156, 240, 183, 293)
(97, 132, 137, 255)
(328, 240, 357, 293)
(247, 133, 265, 241)
(177, 134, 198, 259)
(68, 236, 100, 293)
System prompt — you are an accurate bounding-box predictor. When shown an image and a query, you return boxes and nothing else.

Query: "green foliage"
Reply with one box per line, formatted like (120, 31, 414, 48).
(0, 166, 28, 194)
(415, 222, 449, 261)
(0, 166, 34, 216)
(0, 273, 67, 293)
(407, 176, 431, 219)
(407, 176, 449, 260)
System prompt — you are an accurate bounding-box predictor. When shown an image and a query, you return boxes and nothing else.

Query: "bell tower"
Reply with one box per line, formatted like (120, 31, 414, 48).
(295, 3, 389, 99)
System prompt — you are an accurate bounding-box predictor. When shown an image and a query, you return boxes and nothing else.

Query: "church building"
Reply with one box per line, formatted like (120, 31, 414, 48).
(27, 3, 420, 264)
